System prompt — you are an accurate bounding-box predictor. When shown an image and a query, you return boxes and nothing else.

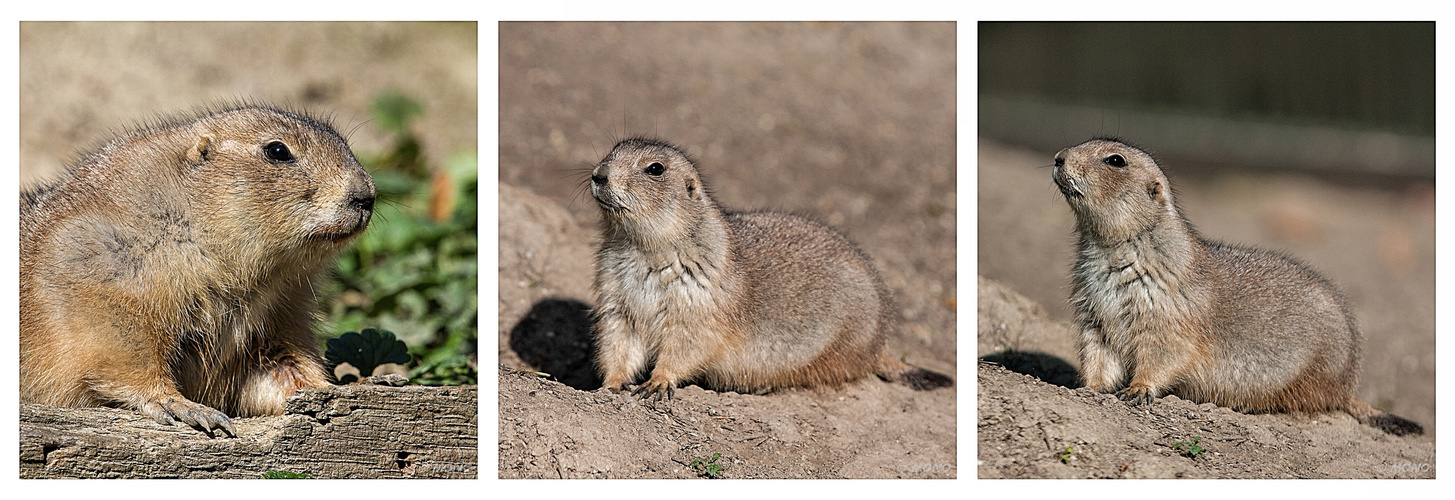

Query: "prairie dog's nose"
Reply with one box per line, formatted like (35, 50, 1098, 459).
(350, 191, 375, 214)
(348, 168, 377, 213)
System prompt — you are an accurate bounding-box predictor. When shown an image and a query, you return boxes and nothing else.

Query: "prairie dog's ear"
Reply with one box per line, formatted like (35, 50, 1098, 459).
(685, 175, 699, 200)
(187, 135, 213, 164)
(1147, 179, 1165, 204)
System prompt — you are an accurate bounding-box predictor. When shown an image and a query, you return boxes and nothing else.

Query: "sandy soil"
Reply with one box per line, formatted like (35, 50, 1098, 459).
(977, 275, 1434, 479)
(499, 365, 954, 479)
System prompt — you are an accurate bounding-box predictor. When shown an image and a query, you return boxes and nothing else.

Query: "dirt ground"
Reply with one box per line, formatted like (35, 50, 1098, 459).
(977, 137, 1436, 479)
(497, 22, 957, 479)
(978, 275, 1435, 479)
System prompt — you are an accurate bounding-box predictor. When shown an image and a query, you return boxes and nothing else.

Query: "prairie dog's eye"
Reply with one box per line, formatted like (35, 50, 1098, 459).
(644, 162, 665, 176)
(264, 141, 296, 163)
(1103, 154, 1126, 168)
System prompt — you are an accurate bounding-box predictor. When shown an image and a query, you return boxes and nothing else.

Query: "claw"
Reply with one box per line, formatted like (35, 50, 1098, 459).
(1116, 386, 1155, 405)
(631, 380, 675, 401)
(153, 408, 178, 426)
(192, 411, 236, 438)
(144, 397, 237, 438)
(630, 385, 651, 399)
(217, 416, 237, 437)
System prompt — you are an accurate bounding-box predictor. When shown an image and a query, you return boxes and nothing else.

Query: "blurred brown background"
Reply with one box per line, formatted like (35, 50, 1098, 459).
(20, 21, 477, 187)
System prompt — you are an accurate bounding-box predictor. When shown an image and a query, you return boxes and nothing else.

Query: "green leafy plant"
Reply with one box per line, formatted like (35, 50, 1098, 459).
(689, 453, 725, 479)
(1059, 445, 1074, 464)
(1171, 436, 1205, 458)
(261, 470, 311, 479)
(325, 328, 411, 383)
(319, 91, 477, 386)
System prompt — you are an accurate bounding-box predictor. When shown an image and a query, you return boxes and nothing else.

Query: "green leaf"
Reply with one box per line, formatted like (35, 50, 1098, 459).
(409, 354, 476, 386)
(445, 151, 478, 185)
(316, 91, 477, 388)
(325, 328, 411, 383)
(262, 470, 311, 479)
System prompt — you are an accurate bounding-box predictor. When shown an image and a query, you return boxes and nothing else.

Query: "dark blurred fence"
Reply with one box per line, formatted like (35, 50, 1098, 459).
(979, 22, 1434, 178)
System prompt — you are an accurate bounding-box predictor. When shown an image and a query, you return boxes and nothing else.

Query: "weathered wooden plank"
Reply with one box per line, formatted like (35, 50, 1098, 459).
(20, 385, 477, 479)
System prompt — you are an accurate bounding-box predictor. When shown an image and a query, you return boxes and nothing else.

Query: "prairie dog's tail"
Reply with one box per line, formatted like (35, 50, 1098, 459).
(1345, 398, 1423, 436)
(876, 355, 954, 391)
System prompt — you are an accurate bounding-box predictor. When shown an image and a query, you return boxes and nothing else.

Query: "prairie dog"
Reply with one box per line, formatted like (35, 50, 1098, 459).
(1053, 137, 1421, 436)
(21, 103, 375, 436)
(589, 138, 951, 399)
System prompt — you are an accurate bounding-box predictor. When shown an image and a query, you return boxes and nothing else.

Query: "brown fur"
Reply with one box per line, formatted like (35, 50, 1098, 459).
(20, 102, 375, 436)
(1054, 138, 1420, 436)
(589, 138, 951, 399)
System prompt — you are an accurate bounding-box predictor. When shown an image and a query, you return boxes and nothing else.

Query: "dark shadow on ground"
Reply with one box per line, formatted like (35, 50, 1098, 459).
(508, 297, 601, 390)
(978, 351, 1080, 389)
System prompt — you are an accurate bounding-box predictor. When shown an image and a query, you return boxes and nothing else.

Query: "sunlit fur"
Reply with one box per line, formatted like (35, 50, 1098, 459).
(590, 139, 951, 398)
(20, 102, 375, 432)
(1054, 138, 1419, 436)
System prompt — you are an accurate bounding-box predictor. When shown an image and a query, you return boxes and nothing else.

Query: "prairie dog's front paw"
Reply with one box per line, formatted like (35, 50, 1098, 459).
(140, 397, 237, 438)
(1116, 385, 1157, 405)
(631, 377, 676, 401)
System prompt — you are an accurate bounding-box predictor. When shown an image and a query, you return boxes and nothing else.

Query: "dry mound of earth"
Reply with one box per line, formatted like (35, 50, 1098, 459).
(977, 276, 1434, 479)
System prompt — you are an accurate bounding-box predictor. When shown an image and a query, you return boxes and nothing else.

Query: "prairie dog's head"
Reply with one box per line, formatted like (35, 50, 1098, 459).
(590, 138, 713, 246)
(1053, 138, 1175, 242)
(184, 105, 375, 261)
